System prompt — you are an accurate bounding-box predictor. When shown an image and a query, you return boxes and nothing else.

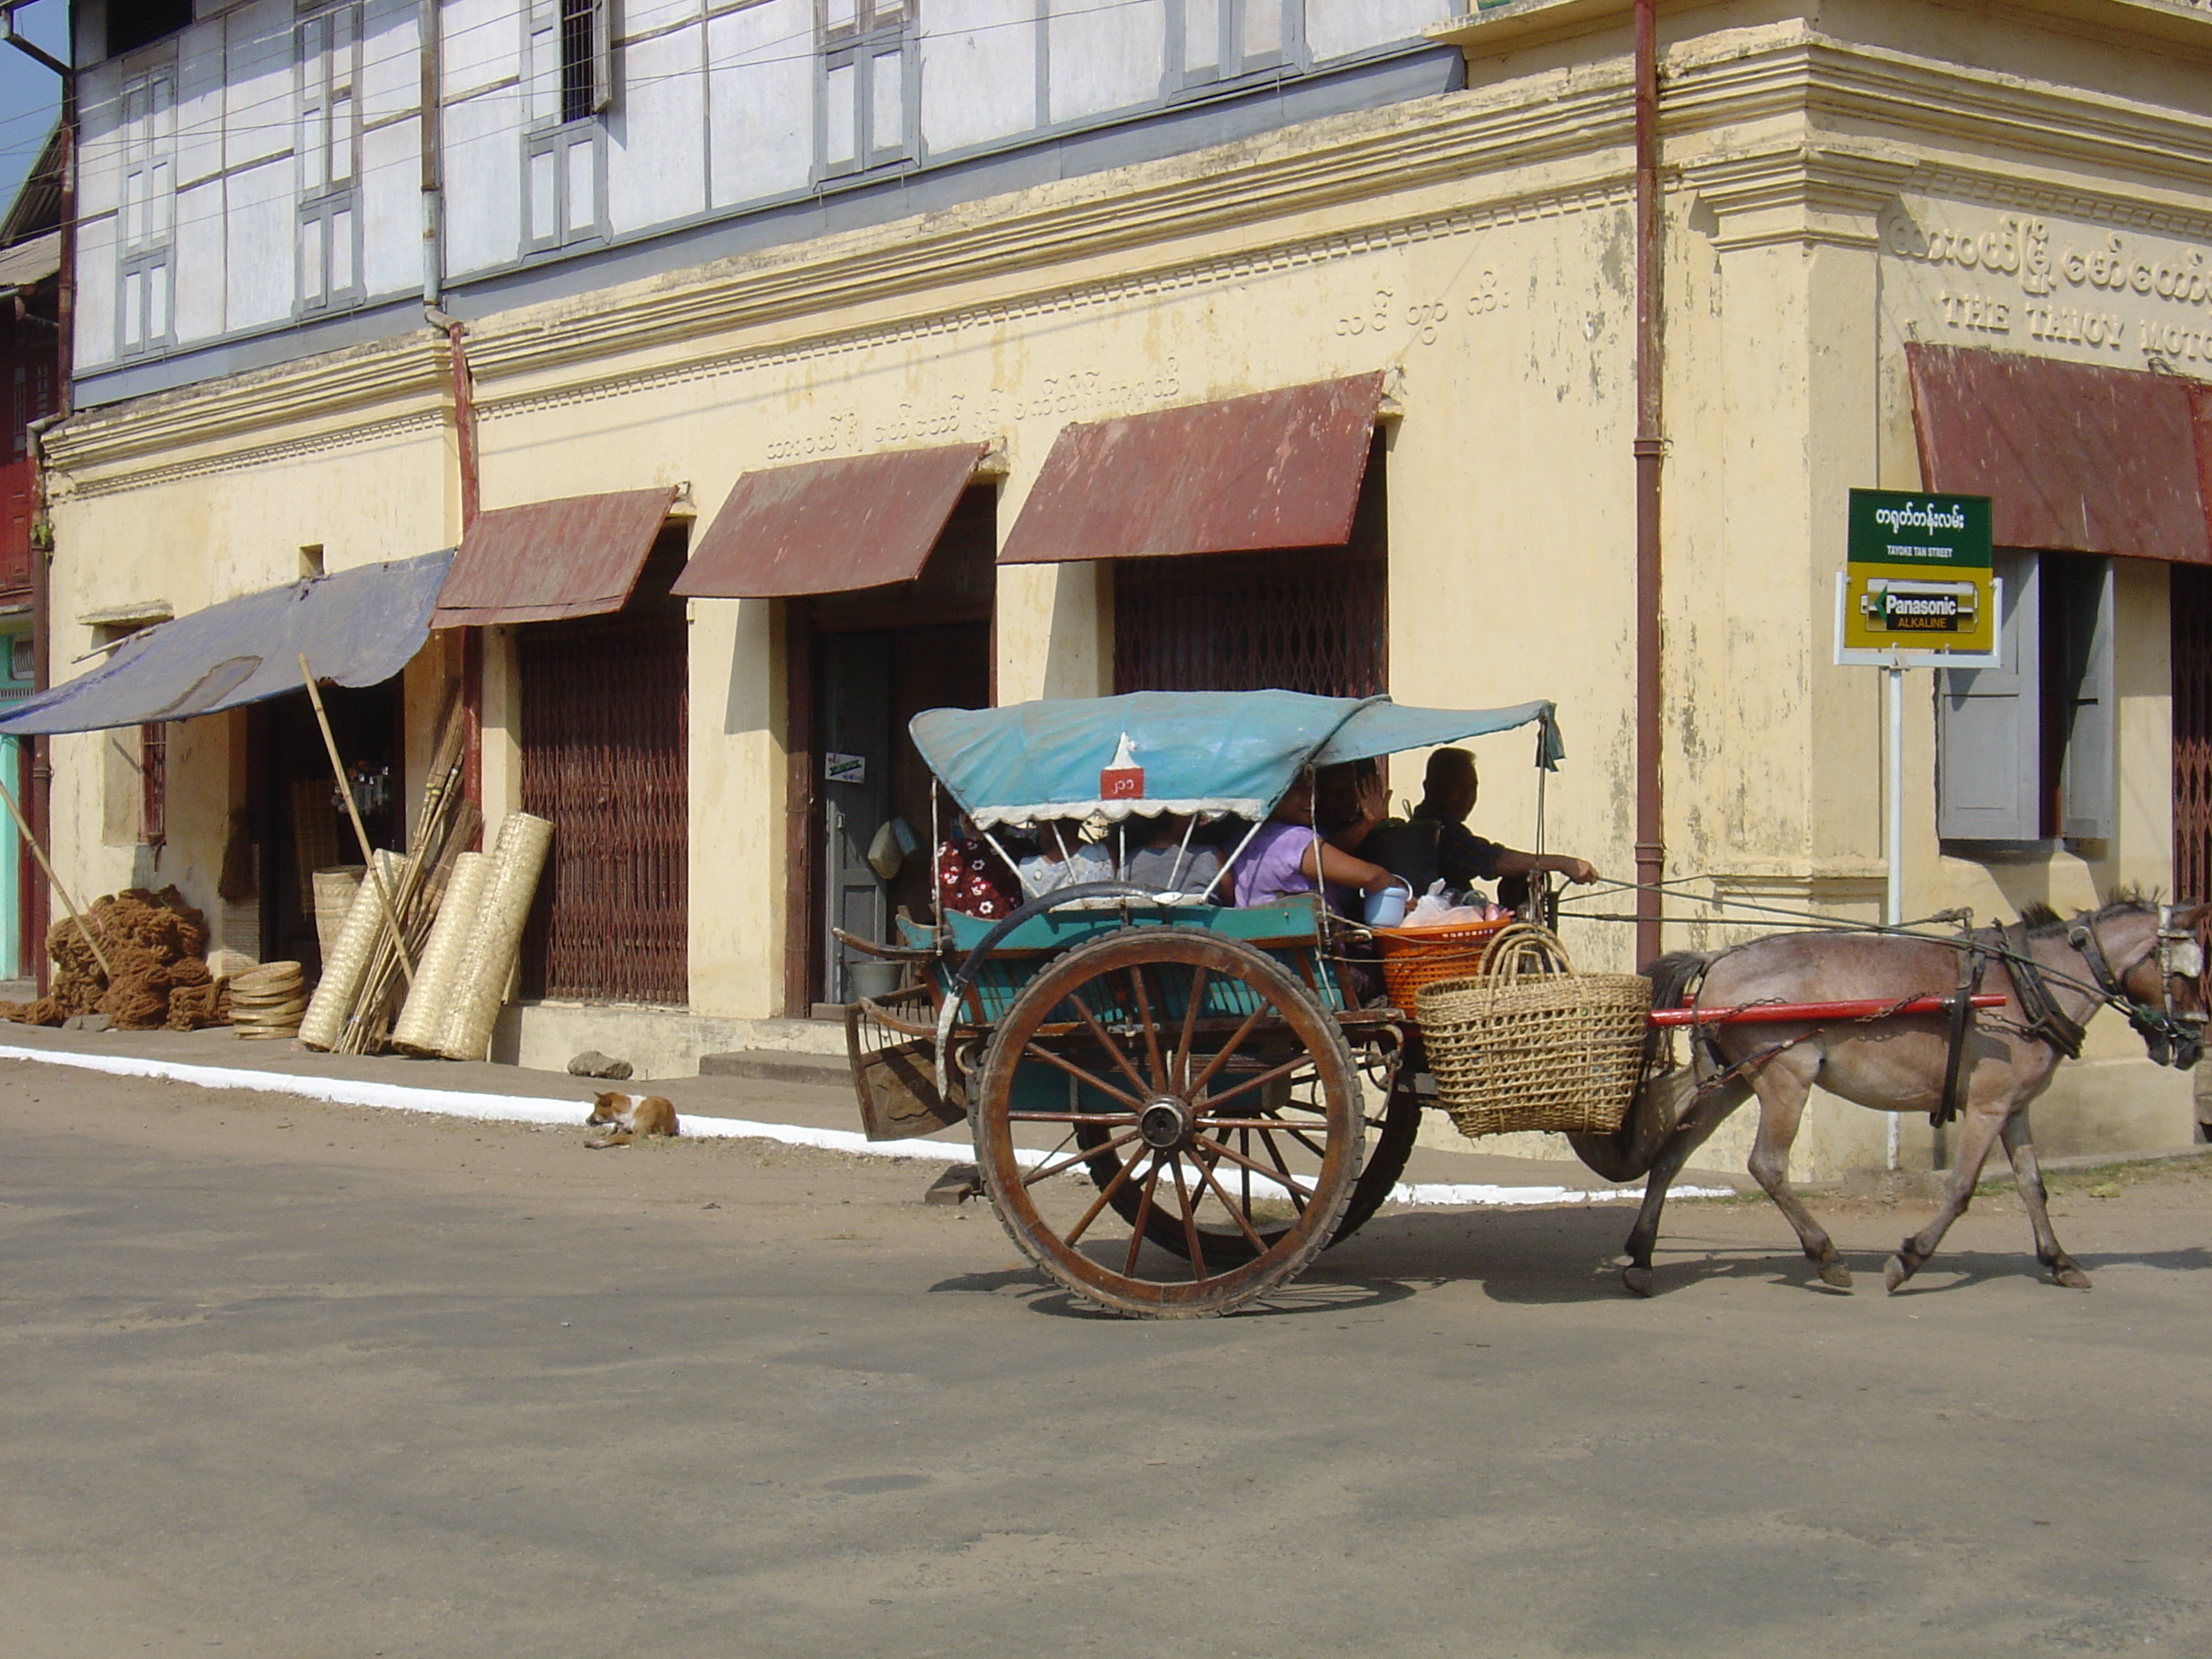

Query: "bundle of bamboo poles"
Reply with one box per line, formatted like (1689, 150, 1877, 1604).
(298, 679, 482, 1056)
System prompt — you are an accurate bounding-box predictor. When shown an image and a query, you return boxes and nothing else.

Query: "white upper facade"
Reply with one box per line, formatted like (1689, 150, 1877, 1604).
(71, 0, 1459, 388)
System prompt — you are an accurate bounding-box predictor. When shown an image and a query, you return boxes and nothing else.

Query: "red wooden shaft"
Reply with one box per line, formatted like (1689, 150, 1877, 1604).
(1647, 993, 2007, 1028)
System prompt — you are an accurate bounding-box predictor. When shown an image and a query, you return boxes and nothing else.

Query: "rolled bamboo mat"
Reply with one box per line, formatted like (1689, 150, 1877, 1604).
(437, 814, 552, 1062)
(390, 850, 492, 1055)
(311, 865, 364, 960)
(300, 848, 402, 1051)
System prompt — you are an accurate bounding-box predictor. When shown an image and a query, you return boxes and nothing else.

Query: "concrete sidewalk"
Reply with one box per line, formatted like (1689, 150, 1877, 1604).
(0, 1020, 1746, 1201)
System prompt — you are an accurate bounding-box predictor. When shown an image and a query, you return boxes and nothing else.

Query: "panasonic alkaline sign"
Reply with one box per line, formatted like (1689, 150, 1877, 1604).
(1842, 490, 1994, 656)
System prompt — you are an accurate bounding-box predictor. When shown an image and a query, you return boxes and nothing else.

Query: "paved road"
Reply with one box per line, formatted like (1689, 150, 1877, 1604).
(5, 1057, 2209, 1657)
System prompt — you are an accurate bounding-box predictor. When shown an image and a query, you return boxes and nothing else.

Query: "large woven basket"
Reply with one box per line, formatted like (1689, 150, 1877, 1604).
(1413, 928, 1650, 1138)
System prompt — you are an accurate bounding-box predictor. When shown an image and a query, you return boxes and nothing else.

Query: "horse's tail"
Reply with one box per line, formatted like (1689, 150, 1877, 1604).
(1638, 950, 1711, 1077)
(1568, 950, 1718, 1185)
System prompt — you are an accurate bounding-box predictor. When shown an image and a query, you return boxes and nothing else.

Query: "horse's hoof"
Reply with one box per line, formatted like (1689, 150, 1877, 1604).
(1883, 1254, 1912, 1294)
(2052, 1262, 2093, 1290)
(1818, 1260, 1854, 1291)
(1622, 1265, 1656, 1298)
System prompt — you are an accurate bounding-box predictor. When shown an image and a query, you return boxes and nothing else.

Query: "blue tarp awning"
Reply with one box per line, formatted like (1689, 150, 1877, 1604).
(911, 690, 1561, 828)
(0, 551, 453, 736)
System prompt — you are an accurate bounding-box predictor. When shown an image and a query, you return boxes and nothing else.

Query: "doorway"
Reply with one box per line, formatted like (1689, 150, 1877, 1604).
(2174, 562, 2212, 904)
(796, 486, 995, 1010)
(519, 534, 690, 1004)
(253, 678, 405, 976)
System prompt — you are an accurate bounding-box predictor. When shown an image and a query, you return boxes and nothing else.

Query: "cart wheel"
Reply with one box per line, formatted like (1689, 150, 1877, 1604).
(972, 928, 1363, 1318)
(1102, 1033, 1418, 1256)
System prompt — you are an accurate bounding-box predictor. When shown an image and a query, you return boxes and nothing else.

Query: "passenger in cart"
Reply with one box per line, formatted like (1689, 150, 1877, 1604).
(1230, 767, 1401, 913)
(1411, 748, 1600, 905)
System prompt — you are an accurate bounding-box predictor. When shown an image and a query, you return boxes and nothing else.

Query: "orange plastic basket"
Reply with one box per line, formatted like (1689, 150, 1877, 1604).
(1371, 917, 1513, 1010)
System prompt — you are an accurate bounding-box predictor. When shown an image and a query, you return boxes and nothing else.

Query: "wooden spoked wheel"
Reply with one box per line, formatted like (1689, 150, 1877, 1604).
(971, 928, 1364, 1318)
(1102, 1027, 1421, 1258)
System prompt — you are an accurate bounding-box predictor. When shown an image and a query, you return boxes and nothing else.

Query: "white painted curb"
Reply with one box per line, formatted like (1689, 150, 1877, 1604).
(0, 1044, 1726, 1208)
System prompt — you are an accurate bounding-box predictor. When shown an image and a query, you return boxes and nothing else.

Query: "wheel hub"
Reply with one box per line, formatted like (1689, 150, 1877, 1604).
(1138, 1096, 1196, 1150)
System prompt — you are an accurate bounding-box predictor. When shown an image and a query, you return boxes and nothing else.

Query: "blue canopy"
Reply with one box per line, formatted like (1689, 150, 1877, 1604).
(911, 690, 1561, 827)
(0, 552, 452, 736)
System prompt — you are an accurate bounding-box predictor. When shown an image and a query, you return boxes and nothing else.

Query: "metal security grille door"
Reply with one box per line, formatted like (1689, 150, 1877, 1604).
(1114, 545, 1387, 697)
(519, 613, 689, 1002)
(2174, 564, 2212, 903)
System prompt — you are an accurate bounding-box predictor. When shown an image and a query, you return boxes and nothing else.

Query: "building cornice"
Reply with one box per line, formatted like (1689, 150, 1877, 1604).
(46, 336, 456, 486)
(1429, 0, 2212, 65)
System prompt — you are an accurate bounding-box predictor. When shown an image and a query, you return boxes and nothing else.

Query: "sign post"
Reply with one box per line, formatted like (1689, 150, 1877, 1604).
(1834, 488, 1998, 1167)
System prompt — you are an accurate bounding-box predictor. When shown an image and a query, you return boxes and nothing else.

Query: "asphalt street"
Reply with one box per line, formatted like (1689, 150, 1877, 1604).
(4, 1056, 2209, 1658)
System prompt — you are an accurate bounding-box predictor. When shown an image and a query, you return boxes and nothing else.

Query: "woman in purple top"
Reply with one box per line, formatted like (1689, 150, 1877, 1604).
(1231, 769, 1400, 912)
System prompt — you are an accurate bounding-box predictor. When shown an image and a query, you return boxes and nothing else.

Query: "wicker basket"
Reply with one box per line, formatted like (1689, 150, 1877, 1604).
(1371, 916, 1512, 1010)
(1413, 930, 1650, 1138)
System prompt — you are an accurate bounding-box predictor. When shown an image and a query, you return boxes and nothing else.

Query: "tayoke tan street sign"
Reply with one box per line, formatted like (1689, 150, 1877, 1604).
(1837, 489, 1997, 665)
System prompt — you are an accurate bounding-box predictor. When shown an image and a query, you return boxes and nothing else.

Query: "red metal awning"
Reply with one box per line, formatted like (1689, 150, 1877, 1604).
(672, 444, 988, 599)
(431, 486, 679, 627)
(997, 372, 1386, 565)
(1906, 342, 2211, 564)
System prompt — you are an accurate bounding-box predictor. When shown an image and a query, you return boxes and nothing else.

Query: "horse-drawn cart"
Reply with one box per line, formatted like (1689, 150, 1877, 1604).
(837, 690, 1636, 1318)
(841, 689, 2205, 1312)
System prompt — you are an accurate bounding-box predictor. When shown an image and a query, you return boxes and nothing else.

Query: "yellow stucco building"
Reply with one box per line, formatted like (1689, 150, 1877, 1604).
(26, 0, 2212, 1178)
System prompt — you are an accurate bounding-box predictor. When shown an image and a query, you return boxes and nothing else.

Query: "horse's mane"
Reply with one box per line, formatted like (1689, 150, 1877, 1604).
(2017, 885, 2162, 938)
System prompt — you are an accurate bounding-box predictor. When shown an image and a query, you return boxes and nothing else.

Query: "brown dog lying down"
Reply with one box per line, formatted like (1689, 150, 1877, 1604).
(585, 1091, 680, 1149)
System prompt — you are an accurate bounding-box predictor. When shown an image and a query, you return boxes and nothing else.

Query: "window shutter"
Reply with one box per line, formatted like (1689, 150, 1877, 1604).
(299, 15, 329, 196)
(2058, 556, 2116, 840)
(527, 0, 561, 125)
(589, 0, 613, 114)
(1937, 550, 2040, 841)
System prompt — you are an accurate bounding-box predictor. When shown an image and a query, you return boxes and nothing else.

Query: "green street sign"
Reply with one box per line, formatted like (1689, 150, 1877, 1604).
(1840, 488, 1994, 658)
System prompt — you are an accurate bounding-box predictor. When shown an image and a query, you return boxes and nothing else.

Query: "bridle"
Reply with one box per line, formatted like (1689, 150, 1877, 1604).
(2066, 904, 2207, 1069)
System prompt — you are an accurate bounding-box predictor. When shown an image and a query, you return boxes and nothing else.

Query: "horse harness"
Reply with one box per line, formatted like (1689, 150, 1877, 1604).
(2065, 905, 2206, 1071)
(1930, 924, 2080, 1129)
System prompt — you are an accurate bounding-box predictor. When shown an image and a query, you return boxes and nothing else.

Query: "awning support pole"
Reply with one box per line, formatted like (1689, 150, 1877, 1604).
(299, 655, 416, 985)
(0, 768, 111, 980)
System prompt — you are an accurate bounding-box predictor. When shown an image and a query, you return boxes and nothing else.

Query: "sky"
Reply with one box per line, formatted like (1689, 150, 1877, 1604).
(0, 0, 68, 223)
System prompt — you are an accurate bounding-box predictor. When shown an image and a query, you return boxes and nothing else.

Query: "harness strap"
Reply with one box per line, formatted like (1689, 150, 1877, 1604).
(2001, 923, 2087, 1061)
(1933, 935, 1986, 1128)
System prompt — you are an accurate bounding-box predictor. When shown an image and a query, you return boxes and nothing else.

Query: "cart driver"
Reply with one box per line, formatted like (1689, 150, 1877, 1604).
(1412, 748, 1599, 898)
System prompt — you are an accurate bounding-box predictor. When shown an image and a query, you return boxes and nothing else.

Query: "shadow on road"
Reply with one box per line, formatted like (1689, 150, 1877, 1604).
(924, 1202, 2212, 1316)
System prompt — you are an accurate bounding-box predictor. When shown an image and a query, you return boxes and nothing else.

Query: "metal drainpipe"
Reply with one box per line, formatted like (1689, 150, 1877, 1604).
(1632, 0, 1665, 968)
(416, 0, 484, 829)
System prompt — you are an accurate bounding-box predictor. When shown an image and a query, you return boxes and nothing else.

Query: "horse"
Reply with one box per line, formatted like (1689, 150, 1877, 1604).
(1567, 894, 2209, 1297)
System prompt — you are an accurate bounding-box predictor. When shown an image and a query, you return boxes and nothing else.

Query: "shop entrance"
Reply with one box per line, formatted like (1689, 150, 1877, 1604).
(519, 534, 690, 1005)
(2174, 563, 2212, 905)
(253, 679, 405, 976)
(797, 487, 994, 1010)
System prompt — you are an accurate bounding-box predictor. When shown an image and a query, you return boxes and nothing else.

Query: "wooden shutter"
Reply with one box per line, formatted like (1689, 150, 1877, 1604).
(527, 0, 561, 124)
(587, 0, 613, 114)
(1937, 550, 2040, 841)
(2058, 556, 2116, 841)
